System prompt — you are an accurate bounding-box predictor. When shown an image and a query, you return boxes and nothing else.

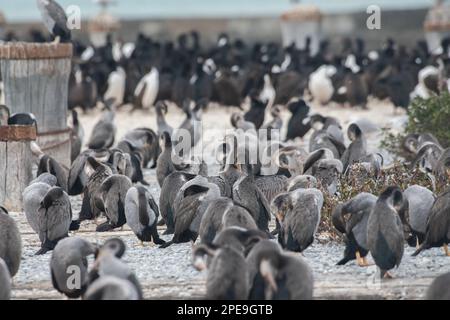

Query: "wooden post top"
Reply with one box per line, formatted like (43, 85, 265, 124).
(0, 42, 73, 60)
(0, 125, 37, 141)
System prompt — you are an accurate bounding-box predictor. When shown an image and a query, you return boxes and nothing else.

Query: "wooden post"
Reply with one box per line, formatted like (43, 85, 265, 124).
(0, 125, 36, 211)
(0, 42, 73, 168)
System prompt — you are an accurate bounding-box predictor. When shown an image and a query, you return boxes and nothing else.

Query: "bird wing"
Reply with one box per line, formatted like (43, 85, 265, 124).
(68, 152, 88, 189)
(45, 198, 72, 241)
(345, 210, 366, 235)
(88, 122, 115, 149)
(174, 195, 203, 236)
(148, 195, 160, 219)
(424, 190, 450, 245)
(137, 189, 149, 227)
(328, 135, 347, 157)
(255, 186, 272, 224)
(39, 0, 70, 35)
(207, 176, 231, 198)
(255, 175, 288, 203)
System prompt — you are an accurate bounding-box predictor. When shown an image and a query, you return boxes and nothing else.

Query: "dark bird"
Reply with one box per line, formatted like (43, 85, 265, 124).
(8, 112, 37, 126)
(31, 142, 68, 192)
(68, 64, 98, 112)
(204, 246, 248, 300)
(244, 95, 268, 129)
(199, 198, 257, 245)
(341, 123, 367, 173)
(155, 101, 173, 137)
(36, 0, 71, 43)
(68, 149, 110, 196)
(69, 110, 84, 162)
(246, 240, 313, 300)
(309, 115, 346, 159)
(23, 173, 57, 232)
(344, 70, 368, 108)
(35, 186, 73, 255)
(213, 69, 242, 108)
(87, 102, 116, 150)
(333, 193, 377, 266)
(210, 227, 269, 257)
(0, 258, 11, 300)
(232, 164, 272, 233)
(159, 171, 197, 234)
(125, 186, 165, 245)
(160, 176, 221, 248)
(83, 276, 140, 300)
(261, 105, 283, 140)
(156, 132, 176, 187)
(88, 238, 143, 300)
(272, 188, 323, 253)
(230, 112, 256, 131)
(95, 174, 133, 232)
(403, 185, 435, 247)
(413, 185, 450, 257)
(0, 206, 22, 277)
(285, 99, 311, 141)
(77, 157, 113, 223)
(177, 99, 205, 148)
(311, 157, 343, 195)
(50, 237, 97, 298)
(425, 272, 450, 300)
(120, 127, 159, 169)
(367, 186, 405, 278)
(254, 174, 289, 204)
(190, 57, 215, 104)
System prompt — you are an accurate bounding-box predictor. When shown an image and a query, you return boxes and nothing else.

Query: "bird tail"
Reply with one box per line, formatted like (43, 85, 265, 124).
(69, 219, 80, 231)
(336, 256, 351, 266)
(411, 244, 425, 257)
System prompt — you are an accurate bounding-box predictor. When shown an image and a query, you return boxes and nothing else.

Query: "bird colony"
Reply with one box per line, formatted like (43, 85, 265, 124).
(0, 0, 450, 300)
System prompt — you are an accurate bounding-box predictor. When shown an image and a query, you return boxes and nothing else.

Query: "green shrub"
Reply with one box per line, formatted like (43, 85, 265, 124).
(406, 92, 450, 148)
(318, 162, 443, 239)
(380, 92, 450, 160)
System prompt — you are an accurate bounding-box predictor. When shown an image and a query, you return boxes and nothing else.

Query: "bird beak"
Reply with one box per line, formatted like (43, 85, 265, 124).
(260, 259, 277, 292)
(193, 256, 207, 271)
(276, 212, 284, 223)
(92, 250, 104, 270)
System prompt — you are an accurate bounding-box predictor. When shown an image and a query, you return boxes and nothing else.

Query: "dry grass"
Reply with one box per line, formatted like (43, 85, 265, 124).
(318, 162, 448, 240)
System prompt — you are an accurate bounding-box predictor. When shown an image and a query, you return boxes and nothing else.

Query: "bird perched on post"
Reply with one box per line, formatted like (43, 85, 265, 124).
(36, 0, 72, 43)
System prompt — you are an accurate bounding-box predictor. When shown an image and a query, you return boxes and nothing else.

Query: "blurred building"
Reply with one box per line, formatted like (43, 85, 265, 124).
(424, 0, 450, 53)
(0, 0, 434, 49)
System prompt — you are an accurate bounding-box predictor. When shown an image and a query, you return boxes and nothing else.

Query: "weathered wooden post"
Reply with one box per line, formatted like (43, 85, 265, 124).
(0, 124, 36, 211)
(0, 42, 72, 168)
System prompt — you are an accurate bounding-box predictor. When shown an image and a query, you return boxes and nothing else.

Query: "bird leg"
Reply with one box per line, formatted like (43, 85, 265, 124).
(355, 251, 363, 266)
(363, 257, 372, 267)
(357, 254, 371, 267)
(383, 271, 394, 279)
(416, 237, 420, 250)
(140, 241, 145, 247)
(444, 244, 450, 257)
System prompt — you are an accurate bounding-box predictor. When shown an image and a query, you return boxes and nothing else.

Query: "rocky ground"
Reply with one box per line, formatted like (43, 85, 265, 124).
(9, 100, 450, 300)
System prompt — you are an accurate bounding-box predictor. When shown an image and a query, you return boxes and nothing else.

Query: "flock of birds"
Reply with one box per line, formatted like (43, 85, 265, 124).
(0, 0, 450, 300)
